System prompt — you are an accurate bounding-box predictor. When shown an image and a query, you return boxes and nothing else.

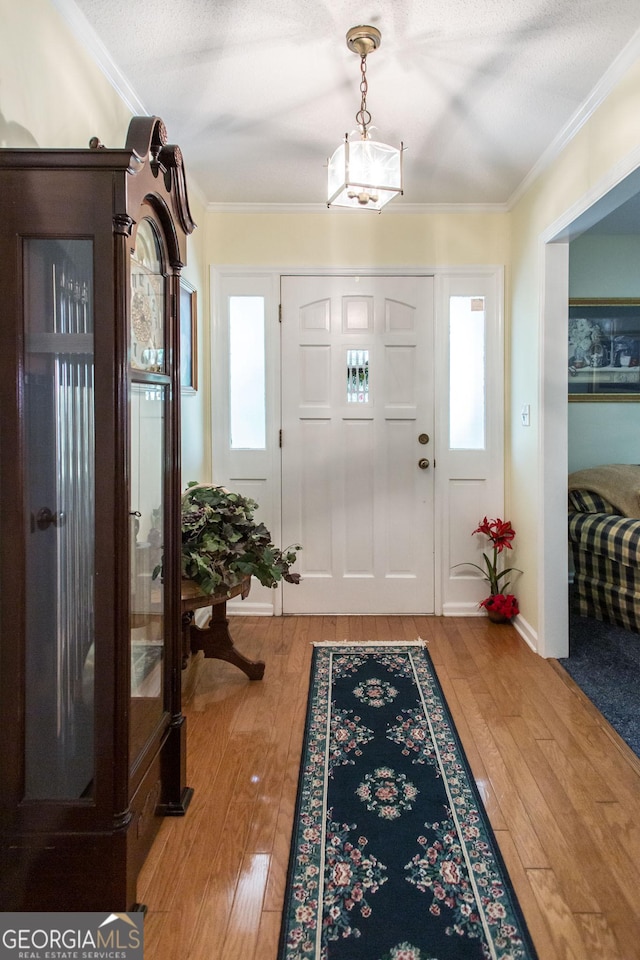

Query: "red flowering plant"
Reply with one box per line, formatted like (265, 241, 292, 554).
(458, 517, 522, 619)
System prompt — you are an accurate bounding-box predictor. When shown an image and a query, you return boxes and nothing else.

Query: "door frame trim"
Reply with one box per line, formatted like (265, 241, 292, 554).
(211, 264, 505, 616)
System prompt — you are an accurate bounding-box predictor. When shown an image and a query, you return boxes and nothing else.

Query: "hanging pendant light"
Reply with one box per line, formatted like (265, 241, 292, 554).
(327, 25, 404, 211)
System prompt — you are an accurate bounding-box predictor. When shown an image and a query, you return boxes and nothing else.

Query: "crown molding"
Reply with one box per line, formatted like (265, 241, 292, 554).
(509, 24, 640, 209)
(51, 0, 215, 207)
(541, 140, 640, 243)
(206, 201, 509, 215)
(51, 0, 148, 116)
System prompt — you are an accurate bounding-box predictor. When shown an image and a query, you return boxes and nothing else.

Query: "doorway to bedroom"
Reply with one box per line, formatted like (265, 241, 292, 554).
(563, 219, 640, 759)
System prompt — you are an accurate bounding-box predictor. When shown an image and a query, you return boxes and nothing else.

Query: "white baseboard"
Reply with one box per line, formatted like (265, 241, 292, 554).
(442, 601, 484, 617)
(513, 613, 538, 653)
(227, 599, 275, 616)
(221, 604, 542, 654)
(443, 601, 540, 655)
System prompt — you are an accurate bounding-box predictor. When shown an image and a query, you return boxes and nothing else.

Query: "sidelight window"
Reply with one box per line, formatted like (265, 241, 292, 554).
(449, 296, 486, 449)
(229, 295, 266, 449)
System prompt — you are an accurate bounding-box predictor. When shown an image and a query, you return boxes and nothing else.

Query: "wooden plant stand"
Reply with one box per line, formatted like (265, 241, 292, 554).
(180, 577, 265, 680)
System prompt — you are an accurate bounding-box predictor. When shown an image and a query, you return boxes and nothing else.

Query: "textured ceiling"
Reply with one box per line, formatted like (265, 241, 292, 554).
(70, 0, 640, 207)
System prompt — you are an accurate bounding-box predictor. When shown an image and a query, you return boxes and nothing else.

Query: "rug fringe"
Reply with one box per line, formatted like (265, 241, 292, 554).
(312, 638, 428, 647)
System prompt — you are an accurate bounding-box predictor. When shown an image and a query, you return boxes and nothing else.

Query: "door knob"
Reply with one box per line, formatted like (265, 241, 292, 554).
(418, 458, 430, 470)
(33, 507, 59, 530)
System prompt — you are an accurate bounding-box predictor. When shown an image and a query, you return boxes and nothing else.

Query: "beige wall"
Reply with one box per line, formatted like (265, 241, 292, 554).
(206, 210, 510, 267)
(181, 195, 211, 485)
(0, 0, 130, 150)
(510, 57, 640, 641)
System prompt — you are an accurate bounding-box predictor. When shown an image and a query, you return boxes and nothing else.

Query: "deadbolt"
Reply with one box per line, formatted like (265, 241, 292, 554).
(418, 458, 430, 470)
(418, 433, 430, 445)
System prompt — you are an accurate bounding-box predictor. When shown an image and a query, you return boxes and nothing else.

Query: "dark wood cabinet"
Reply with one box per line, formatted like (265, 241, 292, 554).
(0, 117, 195, 910)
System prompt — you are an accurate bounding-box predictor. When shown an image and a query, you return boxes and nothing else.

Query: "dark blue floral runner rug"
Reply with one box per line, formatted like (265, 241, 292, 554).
(278, 642, 539, 960)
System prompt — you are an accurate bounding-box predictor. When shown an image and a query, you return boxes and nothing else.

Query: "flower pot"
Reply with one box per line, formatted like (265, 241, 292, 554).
(486, 609, 510, 624)
(480, 592, 519, 621)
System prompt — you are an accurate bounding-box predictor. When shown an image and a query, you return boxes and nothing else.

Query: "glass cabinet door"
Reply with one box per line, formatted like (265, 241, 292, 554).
(129, 220, 168, 768)
(23, 239, 96, 800)
(130, 219, 165, 373)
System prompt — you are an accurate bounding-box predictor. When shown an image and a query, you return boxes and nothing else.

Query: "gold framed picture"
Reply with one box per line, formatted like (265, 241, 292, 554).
(569, 298, 640, 401)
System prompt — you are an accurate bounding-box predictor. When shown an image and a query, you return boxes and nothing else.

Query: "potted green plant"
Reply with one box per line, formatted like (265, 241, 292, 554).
(178, 482, 301, 596)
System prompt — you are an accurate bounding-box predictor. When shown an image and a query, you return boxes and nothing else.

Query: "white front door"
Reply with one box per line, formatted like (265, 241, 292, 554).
(280, 275, 434, 614)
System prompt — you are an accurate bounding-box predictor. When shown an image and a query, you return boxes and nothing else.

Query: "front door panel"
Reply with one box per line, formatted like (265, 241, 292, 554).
(281, 275, 435, 614)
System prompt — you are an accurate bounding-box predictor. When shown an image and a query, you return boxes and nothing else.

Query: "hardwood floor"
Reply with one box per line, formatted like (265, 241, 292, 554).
(138, 616, 640, 960)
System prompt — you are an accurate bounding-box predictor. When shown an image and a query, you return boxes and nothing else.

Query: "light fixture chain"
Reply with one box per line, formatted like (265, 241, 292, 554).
(355, 55, 372, 137)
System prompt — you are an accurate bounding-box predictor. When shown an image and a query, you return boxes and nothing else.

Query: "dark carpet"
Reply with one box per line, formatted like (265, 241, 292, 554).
(560, 603, 640, 758)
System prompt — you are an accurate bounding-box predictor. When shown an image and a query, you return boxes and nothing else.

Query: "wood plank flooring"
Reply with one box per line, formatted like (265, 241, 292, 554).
(138, 616, 640, 960)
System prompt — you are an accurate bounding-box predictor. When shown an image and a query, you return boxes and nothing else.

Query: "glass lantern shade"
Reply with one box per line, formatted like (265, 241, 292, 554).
(328, 136, 403, 210)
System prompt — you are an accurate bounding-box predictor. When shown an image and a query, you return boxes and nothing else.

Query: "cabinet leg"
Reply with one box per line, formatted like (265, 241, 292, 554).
(188, 601, 265, 680)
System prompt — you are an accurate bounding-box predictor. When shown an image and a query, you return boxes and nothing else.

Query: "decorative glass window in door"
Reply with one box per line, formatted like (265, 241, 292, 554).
(347, 349, 369, 402)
